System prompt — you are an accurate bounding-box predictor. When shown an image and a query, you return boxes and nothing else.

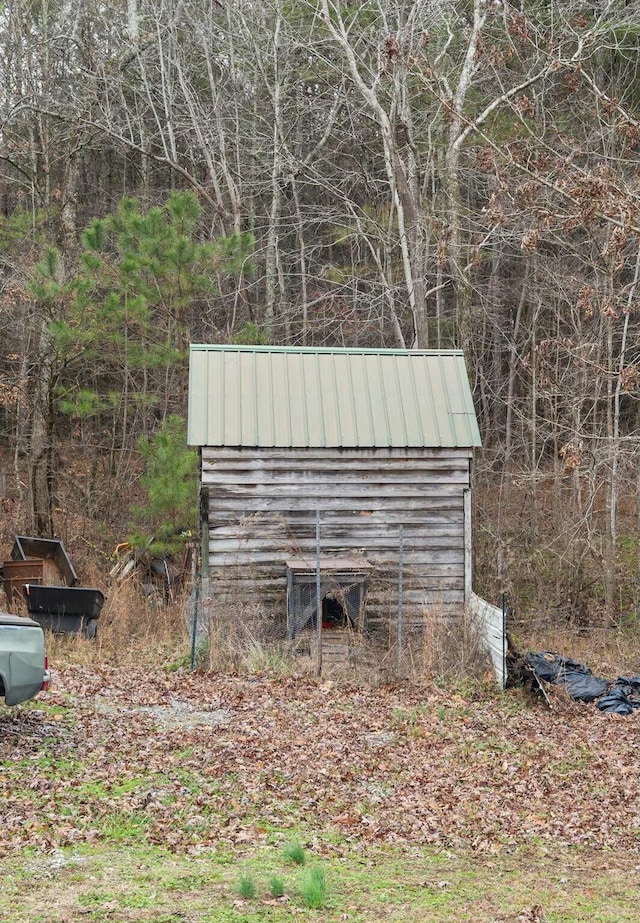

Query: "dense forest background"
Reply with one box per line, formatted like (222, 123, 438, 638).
(1, 0, 639, 626)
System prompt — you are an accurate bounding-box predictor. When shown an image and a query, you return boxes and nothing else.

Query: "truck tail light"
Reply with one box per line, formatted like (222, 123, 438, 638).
(41, 655, 51, 692)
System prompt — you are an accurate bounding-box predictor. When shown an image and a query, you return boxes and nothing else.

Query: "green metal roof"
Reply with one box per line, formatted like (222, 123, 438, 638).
(188, 345, 481, 448)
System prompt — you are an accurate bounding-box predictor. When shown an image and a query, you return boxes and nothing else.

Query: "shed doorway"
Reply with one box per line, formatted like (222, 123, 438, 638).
(285, 557, 371, 641)
(322, 594, 348, 629)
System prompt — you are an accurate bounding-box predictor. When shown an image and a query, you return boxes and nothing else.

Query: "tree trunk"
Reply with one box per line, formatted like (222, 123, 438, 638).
(28, 313, 55, 536)
(264, 14, 284, 341)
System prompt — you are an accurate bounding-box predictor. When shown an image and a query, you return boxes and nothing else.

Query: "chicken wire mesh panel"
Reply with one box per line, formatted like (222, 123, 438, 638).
(286, 571, 368, 639)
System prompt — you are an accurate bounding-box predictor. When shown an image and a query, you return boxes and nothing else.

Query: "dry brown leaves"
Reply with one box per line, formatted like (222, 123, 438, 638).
(1, 664, 637, 857)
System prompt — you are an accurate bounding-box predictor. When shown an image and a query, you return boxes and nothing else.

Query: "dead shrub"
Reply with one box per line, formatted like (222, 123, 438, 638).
(421, 606, 492, 686)
(44, 580, 188, 667)
(207, 600, 288, 673)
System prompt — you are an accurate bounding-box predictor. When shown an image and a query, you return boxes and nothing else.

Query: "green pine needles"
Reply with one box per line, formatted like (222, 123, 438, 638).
(30, 188, 253, 438)
(128, 415, 199, 556)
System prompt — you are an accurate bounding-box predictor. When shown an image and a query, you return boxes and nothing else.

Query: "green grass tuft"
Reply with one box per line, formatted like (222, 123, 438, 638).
(234, 873, 257, 899)
(269, 874, 285, 898)
(283, 839, 306, 865)
(99, 811, 150, 843)
(299, 865, 328, 909)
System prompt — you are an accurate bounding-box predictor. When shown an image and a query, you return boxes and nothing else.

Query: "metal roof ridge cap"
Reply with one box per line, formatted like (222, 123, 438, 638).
(189, 344, 466, 356)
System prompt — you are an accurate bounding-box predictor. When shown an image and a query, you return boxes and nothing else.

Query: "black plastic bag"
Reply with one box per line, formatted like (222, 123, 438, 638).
(525, 652, 609, 702)
(597, 689, 635, 715)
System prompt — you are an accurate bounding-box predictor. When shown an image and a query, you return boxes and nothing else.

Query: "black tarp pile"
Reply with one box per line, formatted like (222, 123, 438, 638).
(525, 652, 640, 715)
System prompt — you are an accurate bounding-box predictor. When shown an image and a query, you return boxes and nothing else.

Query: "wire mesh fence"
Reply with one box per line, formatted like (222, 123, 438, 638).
(185, 511, 498, 682)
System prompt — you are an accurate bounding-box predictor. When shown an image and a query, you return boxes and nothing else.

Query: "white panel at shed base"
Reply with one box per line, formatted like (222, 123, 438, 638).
(470, 592, 507, 688)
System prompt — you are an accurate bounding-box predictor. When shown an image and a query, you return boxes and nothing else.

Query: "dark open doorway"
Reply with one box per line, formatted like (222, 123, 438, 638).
(321, 594, 348, 629)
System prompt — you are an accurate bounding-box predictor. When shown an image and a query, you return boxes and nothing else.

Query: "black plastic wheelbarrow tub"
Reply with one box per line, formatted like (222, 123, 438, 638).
(24, 584, 105, 637)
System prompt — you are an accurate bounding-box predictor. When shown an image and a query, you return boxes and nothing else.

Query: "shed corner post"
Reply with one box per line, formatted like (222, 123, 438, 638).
(463, 485, 472, 613)
(199, 451, 209, 582)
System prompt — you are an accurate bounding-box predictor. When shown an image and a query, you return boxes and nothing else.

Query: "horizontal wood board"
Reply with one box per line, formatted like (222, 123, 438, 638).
(202, 447, 472, 627)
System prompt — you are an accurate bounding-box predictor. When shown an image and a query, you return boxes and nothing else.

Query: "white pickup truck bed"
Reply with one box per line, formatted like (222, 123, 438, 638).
(0, 613, 50, 705)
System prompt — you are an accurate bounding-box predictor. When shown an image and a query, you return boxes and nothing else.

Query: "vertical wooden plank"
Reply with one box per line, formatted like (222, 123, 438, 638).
(200, 488, 210, 580)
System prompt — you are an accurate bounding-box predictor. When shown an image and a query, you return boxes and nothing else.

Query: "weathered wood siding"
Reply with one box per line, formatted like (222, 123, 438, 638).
(202, 447, 472, 631)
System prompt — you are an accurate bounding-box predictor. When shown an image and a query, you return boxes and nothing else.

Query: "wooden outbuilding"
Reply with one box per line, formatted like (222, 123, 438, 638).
(188, 344, 481, 638)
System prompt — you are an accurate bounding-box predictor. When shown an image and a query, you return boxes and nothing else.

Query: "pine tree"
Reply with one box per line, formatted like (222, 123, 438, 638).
(128, 415, 199, 556)
(28, 191, 253, 532)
